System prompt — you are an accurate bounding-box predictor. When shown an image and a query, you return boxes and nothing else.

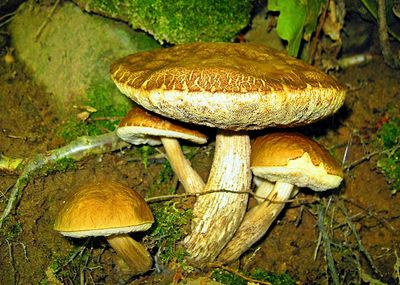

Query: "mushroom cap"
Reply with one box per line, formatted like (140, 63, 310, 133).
(117, 106, 207, 145)
(54, 180, 154, 238)
(251, 132, 344, 191)
(110, 42, 346, 131)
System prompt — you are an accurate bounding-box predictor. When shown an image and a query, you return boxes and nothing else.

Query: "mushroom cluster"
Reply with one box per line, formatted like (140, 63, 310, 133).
(110, 42, 346, 264)
(218, 132, 344, 263)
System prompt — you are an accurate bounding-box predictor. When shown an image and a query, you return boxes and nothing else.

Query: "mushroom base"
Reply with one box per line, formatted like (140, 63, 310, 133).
(106, 234, 152, 275)
(218, 181, 294, 264)
(183, 130, 251, 264)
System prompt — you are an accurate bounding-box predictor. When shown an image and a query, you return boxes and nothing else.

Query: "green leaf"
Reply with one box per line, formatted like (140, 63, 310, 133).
(268, 0, 324, 57)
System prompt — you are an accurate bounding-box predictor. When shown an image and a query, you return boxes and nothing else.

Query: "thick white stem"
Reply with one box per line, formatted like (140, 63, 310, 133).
(106, 234, 152, 275)
(161, 137, 205, 194)
(183, 130, 251, 264)
(218, 181, 294, 264)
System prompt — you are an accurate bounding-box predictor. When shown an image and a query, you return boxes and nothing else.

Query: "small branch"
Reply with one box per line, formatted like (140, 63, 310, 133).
(360, 0, 400, 42)
(307, 0, 330, 64)
(144, 189, 295, 204)
(0, 132, 128, 228)
(344, 144, 399, 171)
(341, 196, 397, 234)
(208, 263, 272, 285)
(377, 0, 400, 68)
(338, 201, 383, 278)
(343, 151, 379, 170)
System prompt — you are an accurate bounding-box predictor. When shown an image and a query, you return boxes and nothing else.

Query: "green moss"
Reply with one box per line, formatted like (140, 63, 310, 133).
(211, 268, 296, 285)
(147, 159, 175, 196)
(58, 81, 132, 142)
(148, 201, 192, 269)
(138, 145, 156, 169)
(51, 157, 77, 173)
(42, 245, 105, 284)
(377, 118, 400, 193)
(77, 0, 252, 44)
(251, 269, 297, 285)
(0, 221, 22, 241)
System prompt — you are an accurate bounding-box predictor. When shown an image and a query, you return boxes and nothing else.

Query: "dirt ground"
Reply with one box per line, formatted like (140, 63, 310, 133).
(1, 13, 400, 285)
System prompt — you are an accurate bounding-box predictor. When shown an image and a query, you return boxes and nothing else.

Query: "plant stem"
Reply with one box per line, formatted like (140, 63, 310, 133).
(0, 132, 128, 228)
(317, 202, 340, 285)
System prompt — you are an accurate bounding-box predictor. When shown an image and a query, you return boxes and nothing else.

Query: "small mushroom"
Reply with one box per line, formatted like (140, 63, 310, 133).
(54, 180, 154, 275)
(110, 42, 346, 264)
(117, 105, 206, 194)
(218, 132, 344, 264)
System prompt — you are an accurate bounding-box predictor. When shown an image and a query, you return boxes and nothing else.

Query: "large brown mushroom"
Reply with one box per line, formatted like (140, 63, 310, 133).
(218, 132, 344, 264)
(110, 42, 346, 264)
(54, 180, 154, 275)
(117, 106, 206, 194)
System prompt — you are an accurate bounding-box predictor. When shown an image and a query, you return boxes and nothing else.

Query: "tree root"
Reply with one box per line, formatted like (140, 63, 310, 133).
(0, 132, 128, 228)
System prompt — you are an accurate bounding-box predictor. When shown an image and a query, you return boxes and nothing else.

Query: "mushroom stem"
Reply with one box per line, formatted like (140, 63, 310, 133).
(183, 130, 251, 264)
(161, 137, 205, 194)
(253, 178, 275, 204)
(218, 181, 294, 264)
(106, 234, 152, 275)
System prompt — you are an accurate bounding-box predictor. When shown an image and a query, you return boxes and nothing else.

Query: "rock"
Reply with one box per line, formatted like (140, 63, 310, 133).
(10, 1, 160, 116)
(72, 0, 253, 44)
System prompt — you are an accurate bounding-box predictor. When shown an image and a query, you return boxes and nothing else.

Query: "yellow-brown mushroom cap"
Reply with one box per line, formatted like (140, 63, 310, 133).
(110, 42, 346, 131)
(54, 180, 154, 238)
(117, 106, 207, 145)
(251, 132, 344, 191)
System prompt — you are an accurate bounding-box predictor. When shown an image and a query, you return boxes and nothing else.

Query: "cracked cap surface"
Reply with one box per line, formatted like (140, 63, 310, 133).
(111, 42, 346, 130)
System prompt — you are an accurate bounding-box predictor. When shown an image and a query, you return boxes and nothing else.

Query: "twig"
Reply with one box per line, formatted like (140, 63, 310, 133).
(313, 231, 323, 260)
(343, 151, 379, 170)
(360, 0, 400, 42)
(341, 196, 397, 234)
(307, 0, 330, 64)
(0, 132, 128, 228)
(0, 17, 14, 28)
(338, 201, 383, 278)
(208, 263, 272, 285)
(5, 239, 16, 285)
(377, 0, 400, 68)
(0, 11, 16, 23)
(144, 189, 296, 204)
(89, 116, 122, 121)
(35, 0, 61, 40)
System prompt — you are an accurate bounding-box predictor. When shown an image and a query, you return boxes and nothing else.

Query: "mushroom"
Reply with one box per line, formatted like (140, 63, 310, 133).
(117, 105, 206, 194)
(218, 132, 344, 264)
(110, 42, 346, 264)
(54, 180, 154, 275)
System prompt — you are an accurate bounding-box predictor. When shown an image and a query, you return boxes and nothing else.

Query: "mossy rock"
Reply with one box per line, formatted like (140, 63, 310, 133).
(10, 1, 160, 116)
(73, 0, 253, 44)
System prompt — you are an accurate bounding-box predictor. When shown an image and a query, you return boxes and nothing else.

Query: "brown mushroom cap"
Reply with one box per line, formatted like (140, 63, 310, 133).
(110, 42, 346, 130)
(251, 132, 344, 191)
(117, 105, 207, 145)
(54, 180, 154, 238)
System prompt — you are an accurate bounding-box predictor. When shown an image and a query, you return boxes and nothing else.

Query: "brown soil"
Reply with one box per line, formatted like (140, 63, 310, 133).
(1, 27, 400, 285)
